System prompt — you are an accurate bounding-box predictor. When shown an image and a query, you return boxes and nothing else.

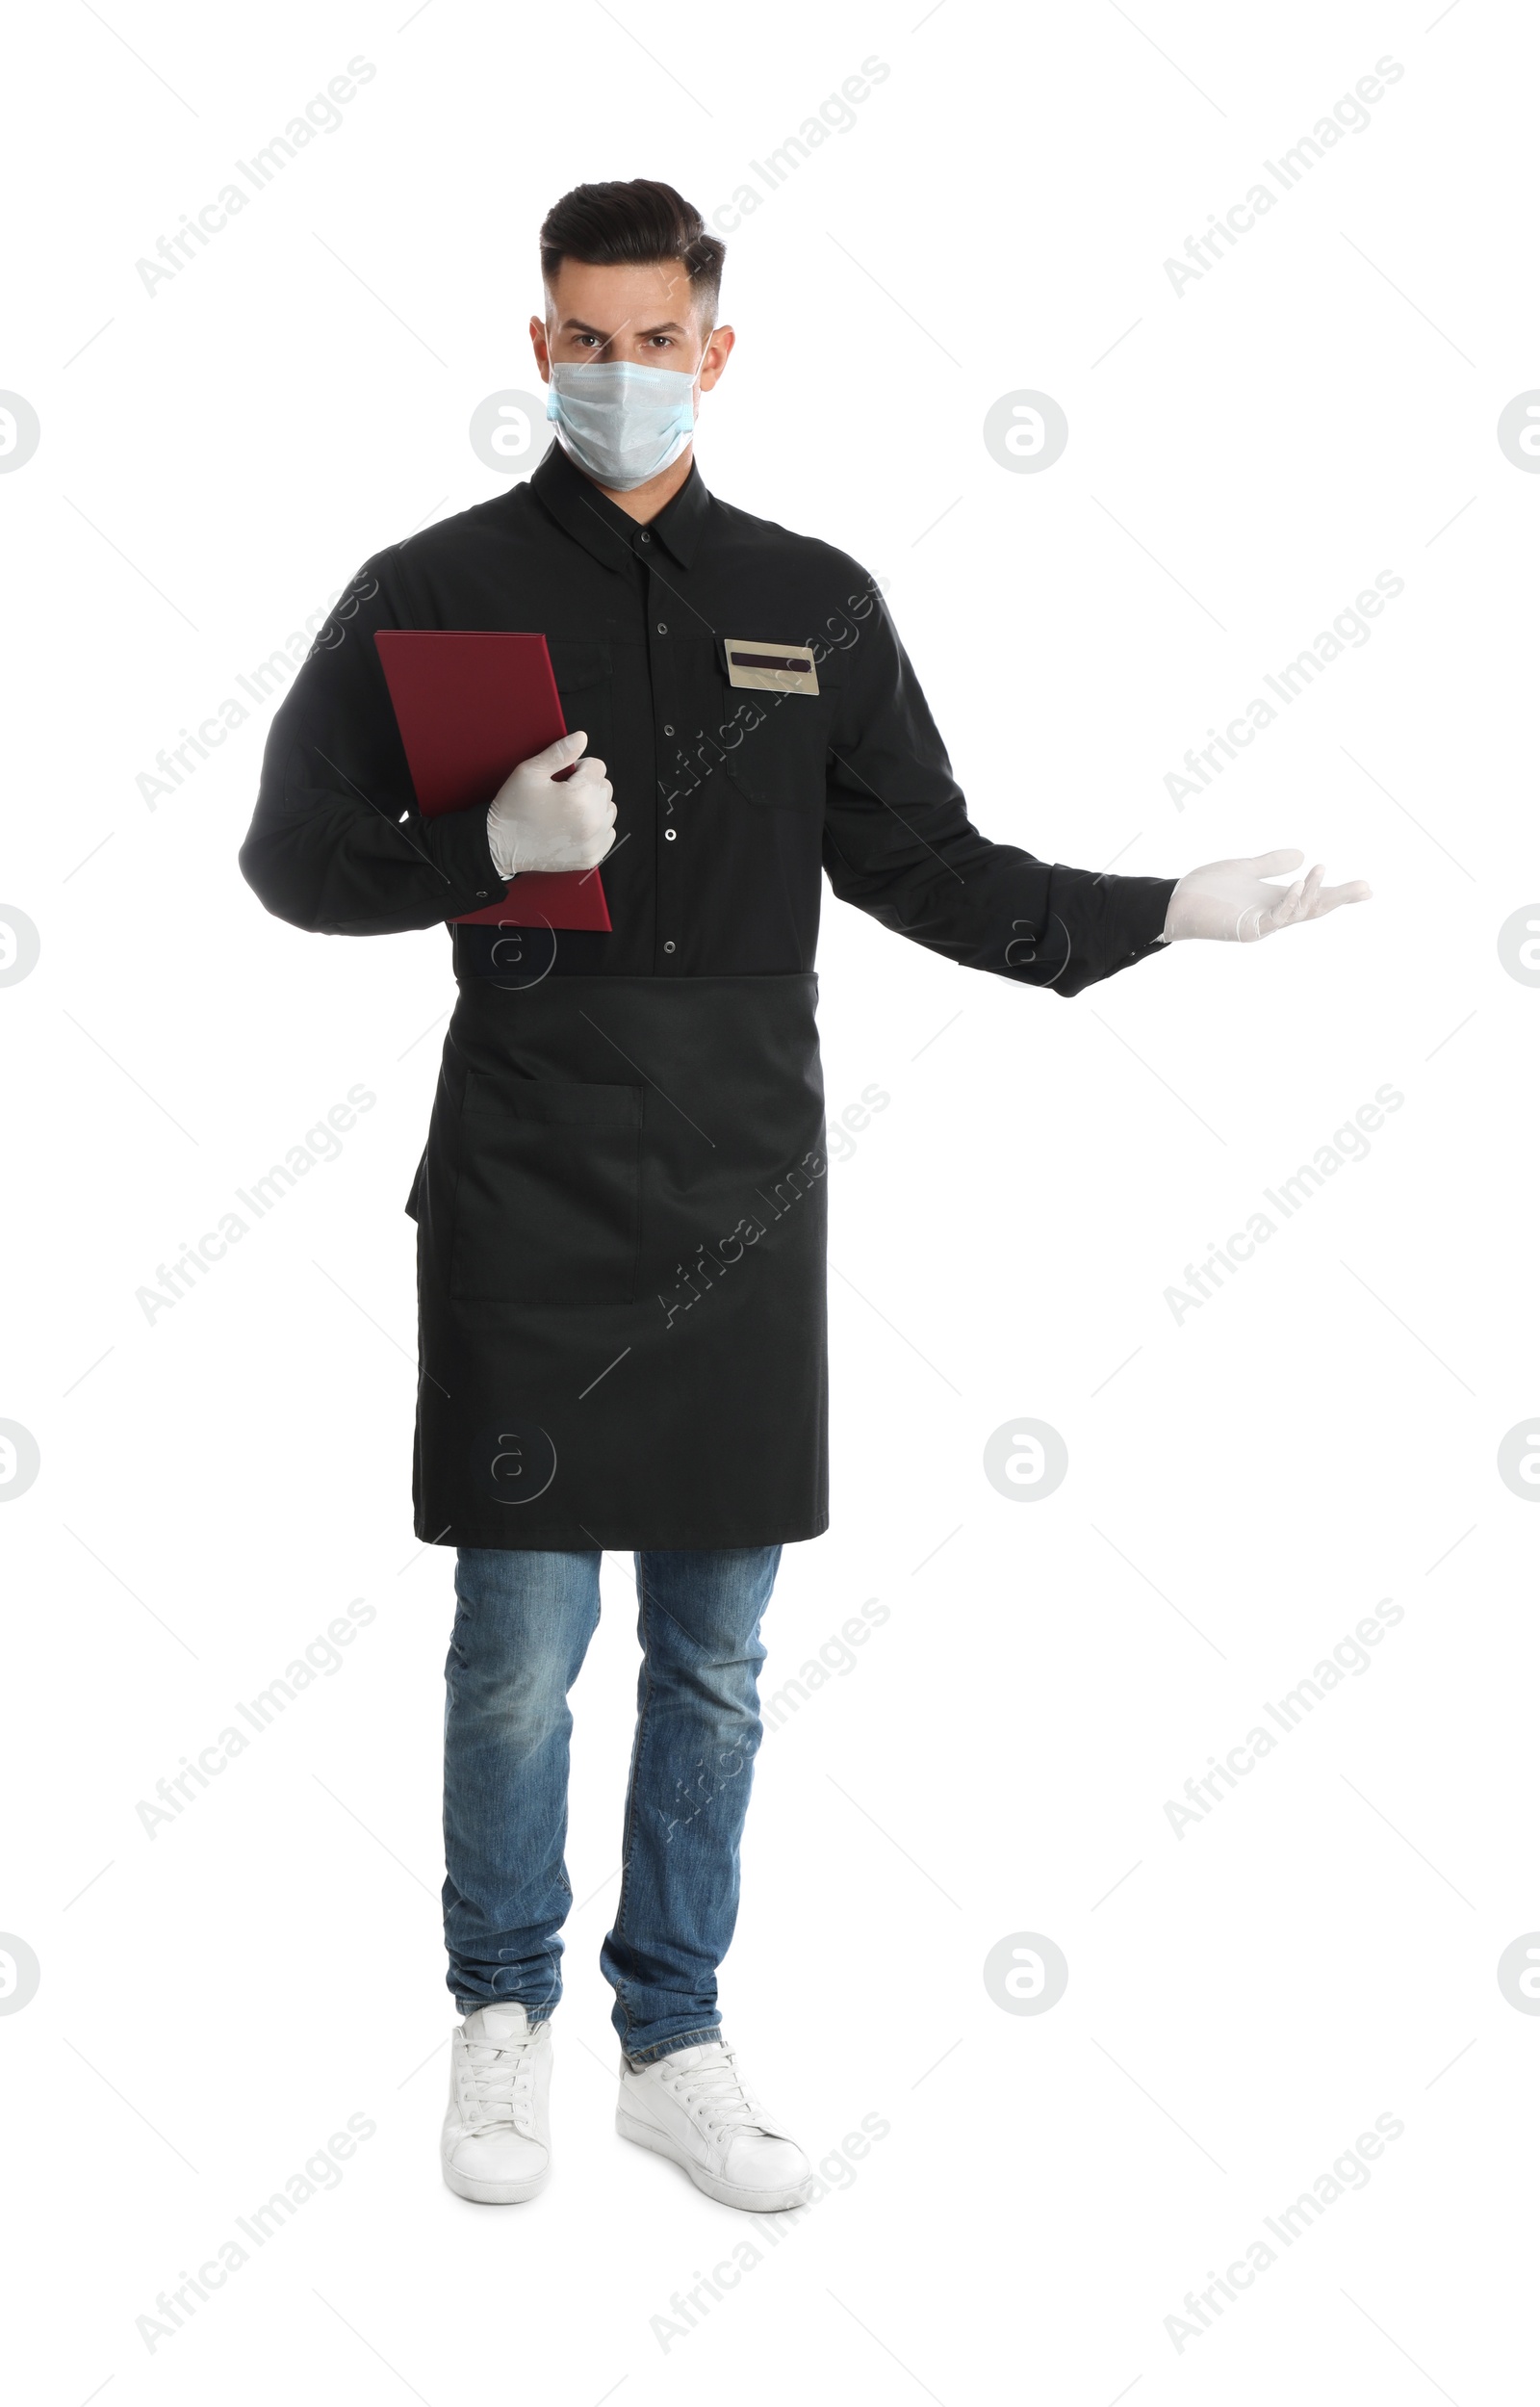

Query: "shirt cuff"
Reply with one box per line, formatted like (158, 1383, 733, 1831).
(1103, 873, 1179, 971)
(417, 803, 510, 916)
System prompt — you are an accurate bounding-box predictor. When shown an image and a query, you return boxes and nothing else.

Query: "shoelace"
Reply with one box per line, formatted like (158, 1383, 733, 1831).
(459, 2030, 537, 2138)
(662, 2044, 769, 2137)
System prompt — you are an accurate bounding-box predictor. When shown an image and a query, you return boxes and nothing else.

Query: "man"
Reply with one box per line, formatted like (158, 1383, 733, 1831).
(239, 179, 1368, 2215)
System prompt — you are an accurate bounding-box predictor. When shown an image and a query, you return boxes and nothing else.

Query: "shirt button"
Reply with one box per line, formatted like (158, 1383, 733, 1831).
(475, 890, 487, 899)
(665, 828, 677, 841)
(639, 531, 651, 544)
(656, 622, 667, 634)
(662, 723, 675, 736)
(663, 940, 677, 953)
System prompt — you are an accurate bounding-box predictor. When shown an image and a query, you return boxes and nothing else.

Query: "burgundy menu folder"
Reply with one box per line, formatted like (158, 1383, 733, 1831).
(374, 631, 611, 930)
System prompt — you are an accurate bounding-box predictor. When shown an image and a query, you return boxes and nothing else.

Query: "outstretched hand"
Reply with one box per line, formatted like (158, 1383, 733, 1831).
(1163, 849, 1372, 944)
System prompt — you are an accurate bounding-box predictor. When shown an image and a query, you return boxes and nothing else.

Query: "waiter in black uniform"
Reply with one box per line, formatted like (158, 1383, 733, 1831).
(240, 180, 1369, 2215)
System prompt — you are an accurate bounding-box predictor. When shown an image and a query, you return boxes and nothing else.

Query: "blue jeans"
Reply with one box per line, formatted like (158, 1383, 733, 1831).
(443, 1545, 781, 2064)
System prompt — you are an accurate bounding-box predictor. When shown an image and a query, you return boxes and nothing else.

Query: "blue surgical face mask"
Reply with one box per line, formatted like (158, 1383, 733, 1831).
(546, 357, 702, 491)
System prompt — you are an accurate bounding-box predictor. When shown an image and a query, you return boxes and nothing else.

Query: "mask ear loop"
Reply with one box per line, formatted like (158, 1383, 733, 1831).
(677, 324, 717, 447)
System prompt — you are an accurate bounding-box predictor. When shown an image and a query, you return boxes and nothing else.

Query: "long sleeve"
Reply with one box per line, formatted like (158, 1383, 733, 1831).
(821, 586, 1175, 998)
(239, 555, 505, 937)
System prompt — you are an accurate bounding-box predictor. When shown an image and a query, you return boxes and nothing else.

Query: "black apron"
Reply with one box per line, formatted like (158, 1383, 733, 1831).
(239, 449, 1176, 1556)
(407, 971, 829, 1549)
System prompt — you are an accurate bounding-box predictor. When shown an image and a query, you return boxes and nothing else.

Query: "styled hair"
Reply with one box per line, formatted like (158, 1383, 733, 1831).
(539, 179, 724, 319)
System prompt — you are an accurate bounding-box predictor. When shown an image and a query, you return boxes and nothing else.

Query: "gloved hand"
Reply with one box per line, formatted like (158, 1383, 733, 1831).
(1163, 849, 1372, 943)
(485, 730, 615, 880)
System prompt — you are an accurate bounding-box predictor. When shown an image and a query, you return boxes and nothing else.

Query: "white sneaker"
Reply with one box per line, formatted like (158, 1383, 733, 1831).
(440, 2002, 552, 2204)
(617, 2036, 812, 2213)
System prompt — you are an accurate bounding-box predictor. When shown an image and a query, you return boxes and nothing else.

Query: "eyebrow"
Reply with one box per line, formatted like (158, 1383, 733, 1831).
(560, 316, 688, 340)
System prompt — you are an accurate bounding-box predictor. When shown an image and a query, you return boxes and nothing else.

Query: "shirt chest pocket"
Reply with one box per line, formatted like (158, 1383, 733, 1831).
(718, 685, 835, 812)
(450, 1075, 643, 1307)
(546, 638, 614, 772)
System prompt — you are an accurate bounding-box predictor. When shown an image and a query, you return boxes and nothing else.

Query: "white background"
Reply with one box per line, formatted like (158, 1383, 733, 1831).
(3, 1, 1535, 2398)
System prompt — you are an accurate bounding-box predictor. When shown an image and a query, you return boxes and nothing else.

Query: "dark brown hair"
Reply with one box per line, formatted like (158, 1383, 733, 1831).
(539, 180, 724, 318)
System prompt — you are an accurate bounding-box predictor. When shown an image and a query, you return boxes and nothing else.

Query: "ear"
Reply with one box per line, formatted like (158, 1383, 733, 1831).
(529, 312, 552, 383)
(699, 323, 735, 394)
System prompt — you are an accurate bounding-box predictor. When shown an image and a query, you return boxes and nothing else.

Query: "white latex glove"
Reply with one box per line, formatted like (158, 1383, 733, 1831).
(1163, 849, 1372, 943)
(485, 729, 615, 879)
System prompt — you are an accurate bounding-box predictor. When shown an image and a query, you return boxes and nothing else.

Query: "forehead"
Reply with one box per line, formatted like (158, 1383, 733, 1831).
(545, 254, 702, 329)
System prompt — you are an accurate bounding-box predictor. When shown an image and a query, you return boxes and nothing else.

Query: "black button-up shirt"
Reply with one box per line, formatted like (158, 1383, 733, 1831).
(240, 439, 1175, 995)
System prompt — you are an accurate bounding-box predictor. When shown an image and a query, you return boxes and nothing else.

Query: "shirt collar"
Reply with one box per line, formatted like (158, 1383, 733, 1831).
(529, 438, 711, 573)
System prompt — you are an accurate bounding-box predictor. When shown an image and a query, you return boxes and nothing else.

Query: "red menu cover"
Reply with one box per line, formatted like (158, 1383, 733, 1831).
(374, 631, 611, 930)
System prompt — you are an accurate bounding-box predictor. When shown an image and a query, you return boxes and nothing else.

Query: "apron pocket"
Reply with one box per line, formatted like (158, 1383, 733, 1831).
(449, 1076, 643, 1306)
(404, 1146, 426, 1222)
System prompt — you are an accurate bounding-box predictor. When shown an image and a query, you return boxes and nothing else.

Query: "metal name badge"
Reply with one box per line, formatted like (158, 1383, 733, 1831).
(721, 639, 819, 696)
